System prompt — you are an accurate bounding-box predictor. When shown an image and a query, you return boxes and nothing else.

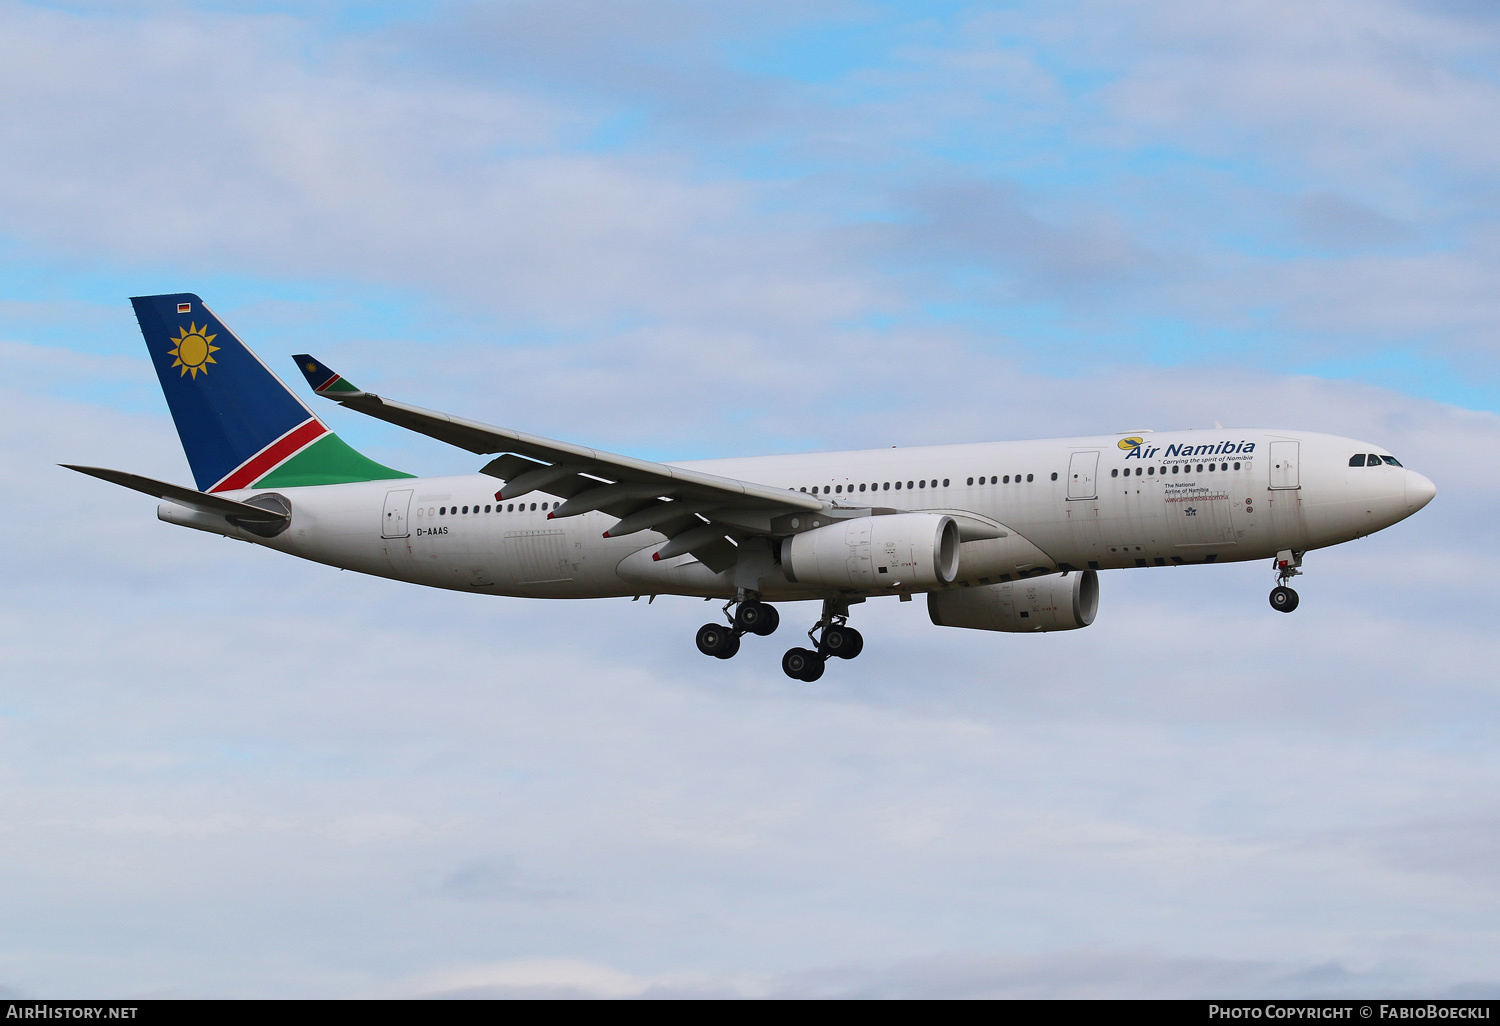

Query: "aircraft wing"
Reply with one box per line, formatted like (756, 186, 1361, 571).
(293, 355, 827, 573)
(61, 465, 290, 523)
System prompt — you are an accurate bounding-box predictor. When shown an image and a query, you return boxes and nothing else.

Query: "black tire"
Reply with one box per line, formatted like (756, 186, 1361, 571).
(715, 632, 741, 659)
(1269, 586, 1300, 613)
(842, 627, 864, 659)
(821, 625, 862, 659)
(696, 622, 733, 656)
(735, 601, 779, 636)
(782, 647, 824, 681)
(757, 604, 780, 636)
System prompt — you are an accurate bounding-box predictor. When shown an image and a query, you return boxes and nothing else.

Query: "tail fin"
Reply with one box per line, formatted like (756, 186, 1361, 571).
(131, 293, 411, 492)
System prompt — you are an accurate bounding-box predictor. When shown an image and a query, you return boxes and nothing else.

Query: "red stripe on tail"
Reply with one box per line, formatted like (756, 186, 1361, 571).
(210, 418, 327, 492)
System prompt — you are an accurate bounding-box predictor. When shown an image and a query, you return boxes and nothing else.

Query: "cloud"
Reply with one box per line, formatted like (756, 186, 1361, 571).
(399, 950, 1500, 998)
(3, 0, 1500, 999)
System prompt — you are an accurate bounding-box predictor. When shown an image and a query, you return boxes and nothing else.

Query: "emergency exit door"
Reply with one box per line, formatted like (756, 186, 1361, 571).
(1067, 451, 1099, 499)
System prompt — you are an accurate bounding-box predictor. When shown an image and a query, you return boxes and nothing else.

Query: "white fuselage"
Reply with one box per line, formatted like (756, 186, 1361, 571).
(161, 429, 1435, 604)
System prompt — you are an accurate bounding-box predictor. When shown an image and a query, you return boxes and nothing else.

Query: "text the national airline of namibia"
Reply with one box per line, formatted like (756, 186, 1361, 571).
(1122, 440, 1256, 460)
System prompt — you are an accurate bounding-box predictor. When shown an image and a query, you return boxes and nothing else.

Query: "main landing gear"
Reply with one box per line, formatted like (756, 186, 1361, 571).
(781, 599, 864, 682)
(1269, 549, 1303, 613)
(695, 594, 781, 660)
(694, 595, 865, 681)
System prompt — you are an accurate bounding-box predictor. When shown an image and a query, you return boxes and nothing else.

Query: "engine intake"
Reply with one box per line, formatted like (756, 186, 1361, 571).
(928, 570, 1098, 632)
(783, 513, 960, 591)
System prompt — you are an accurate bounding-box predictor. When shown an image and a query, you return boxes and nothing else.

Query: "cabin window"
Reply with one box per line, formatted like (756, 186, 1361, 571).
(530, 503, 537, 511)
(883, 482, 890, 490)
(1147, 467, 1155, 476)
(461, 505, 468, 513)
(484, 505, 491, 512)
(1196, 464, 1203, 473)
(1026, 474, 1034, 482)
(1050, 472, 1057, 481)
(907, 481, 914, 489)
(1382, 455, 1403, 466)
(895, 481, 902, 489)
(967, 477, 974, 486)
(1111, 469, 1119, 477)
(1233, 462, 1241, 470)
(943, 479, 950, 487)
(835, 485, 843, 493)
(439, 506, 447, 515)
(1171, 466, 1179, 474)
(1003, 475, 1010, 483)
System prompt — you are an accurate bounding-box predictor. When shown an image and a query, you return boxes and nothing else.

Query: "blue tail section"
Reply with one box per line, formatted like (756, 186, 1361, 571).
(132, 293, 322, 491)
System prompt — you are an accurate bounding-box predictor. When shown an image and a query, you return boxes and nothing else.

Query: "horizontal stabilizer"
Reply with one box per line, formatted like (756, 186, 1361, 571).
(61, 465, 289, 522)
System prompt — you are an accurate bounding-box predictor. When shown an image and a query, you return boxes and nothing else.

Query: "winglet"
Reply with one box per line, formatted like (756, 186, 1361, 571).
(293, 354, 366, 398)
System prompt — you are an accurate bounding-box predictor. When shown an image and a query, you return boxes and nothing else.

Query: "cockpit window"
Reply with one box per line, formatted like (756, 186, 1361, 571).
(1382, 455, 1403, 467)
(1349, 454, 1366, 466)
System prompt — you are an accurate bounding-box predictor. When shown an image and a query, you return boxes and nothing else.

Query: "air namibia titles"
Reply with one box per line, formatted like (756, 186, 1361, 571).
(1124, 441, 1256, 460)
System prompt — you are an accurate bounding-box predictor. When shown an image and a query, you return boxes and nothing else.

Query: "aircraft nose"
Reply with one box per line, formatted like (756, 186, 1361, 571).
(1406, 471, 1437, 511)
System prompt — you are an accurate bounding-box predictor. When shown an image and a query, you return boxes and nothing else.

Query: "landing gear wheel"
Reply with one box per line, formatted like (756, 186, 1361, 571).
(696, 622, 738, 657)
(782, 647, 825, 682)
(735, 601, 780, 636)
(821, 625, 864, 659)
(1269, 586, 1299, 613)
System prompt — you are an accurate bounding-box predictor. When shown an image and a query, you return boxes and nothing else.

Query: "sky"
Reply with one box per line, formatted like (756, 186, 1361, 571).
(1, 0, 1499, 999)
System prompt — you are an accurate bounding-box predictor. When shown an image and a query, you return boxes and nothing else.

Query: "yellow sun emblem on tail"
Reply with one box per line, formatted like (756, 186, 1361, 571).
(169, 323, 219, 379)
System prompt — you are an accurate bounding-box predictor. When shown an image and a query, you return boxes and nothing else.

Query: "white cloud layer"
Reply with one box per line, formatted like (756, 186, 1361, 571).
(1, 0, 1499, 999)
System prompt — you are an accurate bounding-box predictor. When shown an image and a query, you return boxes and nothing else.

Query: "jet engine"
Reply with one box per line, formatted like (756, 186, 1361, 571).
(927, 570, 1098, 633)
(782, 513, 960, 591)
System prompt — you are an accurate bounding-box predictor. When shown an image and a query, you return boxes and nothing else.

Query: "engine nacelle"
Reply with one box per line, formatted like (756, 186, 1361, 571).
(783, 513, 960, 591)
(927, 570, 1099, 633)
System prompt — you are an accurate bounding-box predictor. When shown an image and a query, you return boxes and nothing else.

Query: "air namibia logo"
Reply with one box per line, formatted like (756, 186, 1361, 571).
(168, 323, 219, 379)
(1118, 437, 1144, 452)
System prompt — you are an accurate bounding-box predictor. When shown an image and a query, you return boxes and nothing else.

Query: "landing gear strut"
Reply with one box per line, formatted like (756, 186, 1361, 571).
(694, 593, 779, 660)
(1269, 549, 1302, 613)
(782, 599, 865, 681)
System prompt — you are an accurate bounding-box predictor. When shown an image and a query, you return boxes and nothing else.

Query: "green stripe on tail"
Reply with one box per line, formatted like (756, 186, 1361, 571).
(253, 433, 413, 489)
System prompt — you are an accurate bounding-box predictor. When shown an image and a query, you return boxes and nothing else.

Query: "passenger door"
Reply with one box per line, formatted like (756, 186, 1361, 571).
(381, 489, 412, 538)
(1067, 451, 1099, 500)
(1269, 441, 1300, 490)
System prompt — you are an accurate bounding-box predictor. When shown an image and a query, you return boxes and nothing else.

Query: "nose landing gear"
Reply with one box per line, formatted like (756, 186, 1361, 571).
(781, 599, 865, 681)
(694, 593, 780, 660)
(1269, 549, 1303, 613)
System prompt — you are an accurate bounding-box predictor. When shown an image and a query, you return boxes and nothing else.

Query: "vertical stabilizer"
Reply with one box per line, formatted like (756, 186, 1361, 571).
(131, 293, 411, 491)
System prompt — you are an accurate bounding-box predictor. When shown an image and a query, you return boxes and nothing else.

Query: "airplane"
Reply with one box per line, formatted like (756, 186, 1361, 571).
(66, 293, 1437, 681)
